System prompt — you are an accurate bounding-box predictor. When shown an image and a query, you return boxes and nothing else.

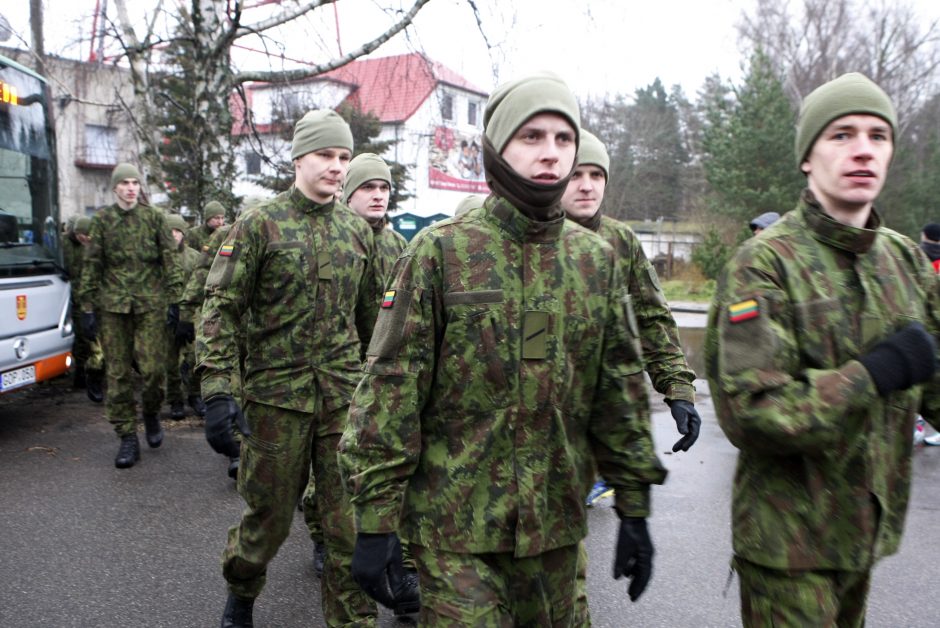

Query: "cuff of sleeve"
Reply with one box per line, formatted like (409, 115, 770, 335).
(200, 374, 232, 400)
(837, 360, 880, 408)
(665, 384, 695, 404)
(614, 488, 650, 519)
(354, 500, 402, 534)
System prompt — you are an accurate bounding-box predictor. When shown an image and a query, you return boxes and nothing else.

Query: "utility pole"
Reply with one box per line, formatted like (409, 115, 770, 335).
(29, 0, 46, 74)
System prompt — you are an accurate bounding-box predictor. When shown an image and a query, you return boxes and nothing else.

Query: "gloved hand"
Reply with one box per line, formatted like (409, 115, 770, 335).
(166, 303, 180, 329)
(176, 319, 195, 345)
(351, 532, 421, 614)
(81, 312, 98, 342)
(204, 394, 250, 458)
(858, 322, 938, 396)
(613, 516, 654, 602)
(666, 399, 701, 452)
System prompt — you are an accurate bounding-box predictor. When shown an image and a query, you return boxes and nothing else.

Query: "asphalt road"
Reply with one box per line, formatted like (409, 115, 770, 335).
(1, 377, 939, 627)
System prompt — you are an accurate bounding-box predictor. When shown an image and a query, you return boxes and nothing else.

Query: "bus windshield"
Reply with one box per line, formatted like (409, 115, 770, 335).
(0, 58, 60, 277)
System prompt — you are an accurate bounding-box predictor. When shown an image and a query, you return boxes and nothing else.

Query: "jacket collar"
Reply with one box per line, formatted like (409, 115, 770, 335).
(488, 195, 566, 244)
(800, 189, 880, 255)
(289, 185, 334, 215)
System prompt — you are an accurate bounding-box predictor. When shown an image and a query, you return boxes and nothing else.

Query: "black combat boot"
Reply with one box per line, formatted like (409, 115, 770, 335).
(220, 592, 254, 628)
(115, 434, 140, 469)
(188, 394, 207, 417)
(313, 540, 327, 579)
(86, 370, 104, 403)
(73, 363, 86, 389)
(143, 413, 164, 448)
(170, 400, 186, 420)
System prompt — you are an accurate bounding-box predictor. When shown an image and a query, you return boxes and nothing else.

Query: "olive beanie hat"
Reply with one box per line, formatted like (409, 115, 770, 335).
(291, 109, 354, 160)
(111, 163, 141, 188)
(74, 217, 92, 235)
(343, 153, 391, 204)
(454, 194, 486, 216)
(484, 72, 580, 153)
(165, 214, 190, 232)
(576, 130, 609, 180)
(795, 72, 897, 167)
(203, 200, 226, 219)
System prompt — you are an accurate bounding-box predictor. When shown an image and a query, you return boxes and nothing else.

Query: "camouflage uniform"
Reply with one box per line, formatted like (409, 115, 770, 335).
(197, 187, 378, 625)
(705, 191, 940, 626)
(185, 222, 216, 253)
(302, 215, 406, 543)
(165, 239, 201, 408)
(339, 196, 667, 624)
(79, 203, 183, 437)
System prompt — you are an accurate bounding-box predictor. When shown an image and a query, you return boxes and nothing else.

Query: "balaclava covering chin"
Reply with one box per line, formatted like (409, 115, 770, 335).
(483, 72, 580, 221)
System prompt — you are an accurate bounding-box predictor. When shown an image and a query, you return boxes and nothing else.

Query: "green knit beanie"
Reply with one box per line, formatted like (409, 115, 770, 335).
(454, 194, 486, 216)
(795, 72, 897, 167)
(74, 217, 92, 235)
(343, 153, 392, 204)
(291, 109, 354, 160)
(203, 200, 226, 219)
(484, 72, 580, 153)
(165, 214, 189, 232)
(576, 130, 609, 180)
(110, 163, 141, 188)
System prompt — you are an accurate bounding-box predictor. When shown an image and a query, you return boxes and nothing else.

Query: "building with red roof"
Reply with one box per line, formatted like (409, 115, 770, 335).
(233, 52, 491, 227)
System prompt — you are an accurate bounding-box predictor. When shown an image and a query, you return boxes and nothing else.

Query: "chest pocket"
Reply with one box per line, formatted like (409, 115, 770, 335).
(258, 241, 313, 308)
(793, 298, 842, 369)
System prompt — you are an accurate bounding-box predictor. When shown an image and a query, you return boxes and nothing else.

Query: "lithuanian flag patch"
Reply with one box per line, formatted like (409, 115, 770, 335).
(381, 290, 396, 308)
(219, 244, 235, 257)
(728, 299, 759, 323)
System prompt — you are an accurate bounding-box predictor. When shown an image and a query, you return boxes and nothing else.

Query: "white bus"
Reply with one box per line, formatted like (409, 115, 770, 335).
(0, 53, 72, 394)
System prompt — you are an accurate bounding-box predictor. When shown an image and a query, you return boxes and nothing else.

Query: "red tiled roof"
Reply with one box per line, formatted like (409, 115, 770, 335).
(320, 52, 487, 123)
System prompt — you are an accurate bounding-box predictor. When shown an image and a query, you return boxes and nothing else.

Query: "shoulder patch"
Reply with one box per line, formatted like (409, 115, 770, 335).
(218, 244, 234, 257)
(381, 290, 396, 308)
(728, 299, 759, 323)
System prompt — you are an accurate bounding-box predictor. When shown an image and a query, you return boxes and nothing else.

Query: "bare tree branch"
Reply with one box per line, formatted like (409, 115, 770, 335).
(235, 0, 334, 38)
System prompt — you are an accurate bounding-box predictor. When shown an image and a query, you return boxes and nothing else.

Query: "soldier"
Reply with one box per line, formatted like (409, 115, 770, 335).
(64, 217, 104, 402)
(748, 211, 780, 236)
(705, 73, 940, 626)
(164, 213, 202, 420)
(186, 200, 226, 252)
(560, 130, 701, 621)
(301, 152, 408, 578)
(339, 73, 667, 625)
(197, 109, 384, 627)
(79, 163, 184, 469)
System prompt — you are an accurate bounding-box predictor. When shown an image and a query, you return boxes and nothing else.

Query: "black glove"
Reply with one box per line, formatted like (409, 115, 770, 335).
(176, 319, 195, 345)
(81, 312, 98, 342)
(666, 399, 701, 452)
(166, 303, 180, 329)
(204, 395, 251, 458)
(613, 516, 654, 602)
(351, 532, 420, 614)
(858, 322, 938, 396)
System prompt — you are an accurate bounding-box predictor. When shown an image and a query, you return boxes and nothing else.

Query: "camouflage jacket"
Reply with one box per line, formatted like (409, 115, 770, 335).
(372, 219, 408, 290)
(169, 241, 200, 303)
(78, 203, 183, 314)
(197, 187, 378, 419)
(705, 191, 940, 571)
(185, 223, 215, 253)
(180, 224, 232, 324)
(63, 236, 86, 308)
(595, 215, 696, 402)
(339, 196, 667, 557)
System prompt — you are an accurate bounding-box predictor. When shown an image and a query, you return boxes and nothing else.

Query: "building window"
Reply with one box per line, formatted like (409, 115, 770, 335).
(245, 152, 262, 175)
(467, 101, 477, 126)
(83, 125, 118, 166)
(441, 94, 454, 121)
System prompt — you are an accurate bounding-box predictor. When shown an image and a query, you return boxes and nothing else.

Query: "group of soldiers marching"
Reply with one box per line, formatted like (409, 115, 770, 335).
(61, 69, 940, 628)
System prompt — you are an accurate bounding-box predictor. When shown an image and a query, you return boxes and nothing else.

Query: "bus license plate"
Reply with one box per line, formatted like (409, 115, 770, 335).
(1, 365, 36, 391)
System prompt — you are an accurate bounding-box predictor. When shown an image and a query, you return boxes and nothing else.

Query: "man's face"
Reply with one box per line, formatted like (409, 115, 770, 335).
(500, 113, 576, 183)
(206, 214, 225, 230)
(347, 180, 391, 222)
(114, 178, 140, 209)
(561, 165, 606, 220)
(294, 148, 352, 203)
(801, 114, 893, 215)
(171, 228, 185, 245)
(76, 233, 91, 246)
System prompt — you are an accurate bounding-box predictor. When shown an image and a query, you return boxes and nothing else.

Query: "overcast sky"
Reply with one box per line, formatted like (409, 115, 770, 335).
(2, 1, 939, 101)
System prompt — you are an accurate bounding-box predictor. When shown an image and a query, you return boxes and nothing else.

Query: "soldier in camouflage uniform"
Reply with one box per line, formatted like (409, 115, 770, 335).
(705, 73, 940, 627)
(301, 152, 407, 574)
(561, 130, 701, 622)
(196, 110, 383, 628)
(64, 217, 104, 401)
(164, 213, 201, 420)
(339, 73, 667, 625)
(185, 200, 226, 253)
(79, 163, 184, 469)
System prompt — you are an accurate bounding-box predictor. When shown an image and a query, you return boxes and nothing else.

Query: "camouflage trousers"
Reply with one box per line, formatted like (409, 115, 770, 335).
(99, 309, 166, 437)
(164, 329, 199, 405)
(71, 310, 105, 372)
(411, 542, 579, 626)
(221, 401, 376, 627)
(574, 541, 591, 625)
(735, 557, 871, 628)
